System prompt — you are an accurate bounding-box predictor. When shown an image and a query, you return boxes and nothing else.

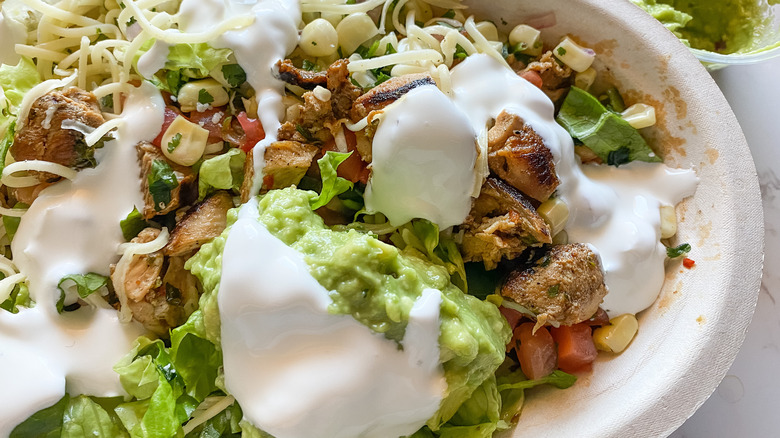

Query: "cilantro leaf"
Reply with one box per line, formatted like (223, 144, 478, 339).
(221, 64, 246, 88)
(166, 132, 182, 153)
(197, 89, 214, 105)
(606, 146, 631, 166)
(120, 207, 148, 241)
(666, 242, 691, 258)
(57, 273, 109, 303)
(148, 159, 179, 211)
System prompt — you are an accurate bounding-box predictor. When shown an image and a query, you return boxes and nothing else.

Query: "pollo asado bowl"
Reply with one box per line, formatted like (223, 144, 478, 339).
(465, 0, 764, 436)
(0, 0, 763, 436)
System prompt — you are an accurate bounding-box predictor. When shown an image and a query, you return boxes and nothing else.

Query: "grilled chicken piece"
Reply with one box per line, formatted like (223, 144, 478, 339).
(502, 243, 608, 327)
(350, 73, 436, 121)
(136, 142, 197, 219)
(461, 177, 552, 270)
(119, 228, 164, 303)
(277, 59, 328, 90)
(11, 87, 105, 182)
(487, 111, 559, 202)
(163, 191, 234, 257)
(239, 141, 319, 202)
(277, 59, 362, 143)
(521, 51, 574, 103)
(112, 227, 199, 336)
(327, 58, 362, 120)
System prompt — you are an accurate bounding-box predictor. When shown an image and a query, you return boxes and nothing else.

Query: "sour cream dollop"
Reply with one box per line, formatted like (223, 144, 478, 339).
(0, 82, 163, 434)
(219, 199, 447, 438)
(449, 54, 697, 316)
(366, 85, 477, 228)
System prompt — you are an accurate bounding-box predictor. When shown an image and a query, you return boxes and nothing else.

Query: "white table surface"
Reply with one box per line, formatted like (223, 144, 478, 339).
(670, 56, 780, 437)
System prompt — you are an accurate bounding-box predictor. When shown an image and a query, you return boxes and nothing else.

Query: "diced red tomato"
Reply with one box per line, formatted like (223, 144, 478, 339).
(319, 128, 370, 184)
(683, 258, 696, 269)
(499, 306, 525, 331)
(236, 111, 265, 152)
(550, 323, 598, 373)
(189, 107, 226, 144)
(152, 106, 181, 147)
(515, 322, 557, 380)
(519, 70, 543, 89)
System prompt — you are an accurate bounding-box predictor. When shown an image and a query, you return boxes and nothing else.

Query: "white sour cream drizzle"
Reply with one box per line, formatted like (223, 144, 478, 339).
(365, 85, 477, 228)
(177, 0, 300, 196)
(219, 198, 446, 438)
(448, 54, 698, 316)
(0, 82, 163, 434)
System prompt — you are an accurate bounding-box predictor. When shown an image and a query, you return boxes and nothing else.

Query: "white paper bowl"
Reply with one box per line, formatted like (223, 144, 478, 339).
(460, 0, 765, 436)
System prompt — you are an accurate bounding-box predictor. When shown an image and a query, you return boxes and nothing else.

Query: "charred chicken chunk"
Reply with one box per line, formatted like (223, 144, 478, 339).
(112, 228, 199, 336)
(277, 58, 362, 142)
(136, 142, 197, 219)
(239, 141, 319, 202)
(502, 243, 608, 327)
(461, 177, 552, 270)
(11, 87, 105, 182)
(164, 191, 234, 257)
(350, 73, 436, 121)
(487, 111, 560, 202)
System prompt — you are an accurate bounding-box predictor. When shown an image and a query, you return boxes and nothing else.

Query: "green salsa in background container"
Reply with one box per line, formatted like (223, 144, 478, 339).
(631, 0, 780, 68)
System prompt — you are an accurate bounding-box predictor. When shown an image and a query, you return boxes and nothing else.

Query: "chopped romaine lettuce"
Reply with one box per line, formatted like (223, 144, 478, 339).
(310, 151, 353, 210)
(197, 148, 245, 201)
(557, 87, 662, 165)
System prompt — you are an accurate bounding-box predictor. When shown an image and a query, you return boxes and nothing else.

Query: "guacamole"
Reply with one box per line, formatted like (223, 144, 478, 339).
(186, 187, 512, 430)
(632, 0, 780, 54)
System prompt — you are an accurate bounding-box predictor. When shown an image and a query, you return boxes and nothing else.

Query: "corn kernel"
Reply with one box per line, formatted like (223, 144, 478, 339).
(574, 67, 597, 90)
(593, 313, 638, 353)
(160, 115, 209, 166)
(621, 103, 657, 129)
(177, 79, 229, 113)
(336, 13, 378, 55)
(553, 37, 596, 73)
(659, 205, 678, 239)
(508, 24, 542, 55)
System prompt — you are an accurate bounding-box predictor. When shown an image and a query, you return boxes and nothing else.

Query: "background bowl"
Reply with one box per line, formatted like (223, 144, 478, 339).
(461, 0, 765, 436)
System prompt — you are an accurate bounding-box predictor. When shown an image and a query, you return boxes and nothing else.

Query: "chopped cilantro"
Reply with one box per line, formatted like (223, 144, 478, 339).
(167, 132, 182, 154)
(221, 64, 247, 88)
(148, 159, 179, 211)
(295, 124, 316, 143)
(301, 59, 318, 71)
(126, 16, 136, 27)
(442, 9, 456, 19)
(120, 207, 147, 241)
(198, 89, 214, 105)
(666, 243, 691, 259)
(99, 94, 114, 112)
(606, 146, 631, 167)
(557, 47, 567, 56)
(547, 284, 560, 298)
(164, 70, 183, 95)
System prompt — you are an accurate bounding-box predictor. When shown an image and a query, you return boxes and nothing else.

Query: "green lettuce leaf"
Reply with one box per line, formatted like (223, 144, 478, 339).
(62, 396, 126, 438)
(0, 280, 30, 314)
(310, 151, 353, 210)
(557, 87, 661, 165)
(165, 43, 233, 79)
(0, 119, 16, 175)
(10, 394, 69, 438)
(120, 207, 149, 241)
(1, 201, 26, 242)
(170, 310, 223, 401)
(0, 56, 40, 109)
(495, 366, 576, 424)
(198, 148, 245, 201)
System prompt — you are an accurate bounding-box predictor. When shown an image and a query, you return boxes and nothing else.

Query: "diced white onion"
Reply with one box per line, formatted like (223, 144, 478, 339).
(574, 67, 597, 90)
(508, 24, 542, 55)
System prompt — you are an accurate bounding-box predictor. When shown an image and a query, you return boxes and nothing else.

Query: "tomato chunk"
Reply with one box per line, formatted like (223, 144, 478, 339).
(318, 129, 370, 184)
(189, 107, 226, 144)
(519, 70, 543, 89)
(236, 111, 265, 152)
(515, 322, 557, 380)
(499, 306, 524, 331)
(550, 323, 598, 373)
(152, 106, 180, 147)
(683, 258, 696, 269)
